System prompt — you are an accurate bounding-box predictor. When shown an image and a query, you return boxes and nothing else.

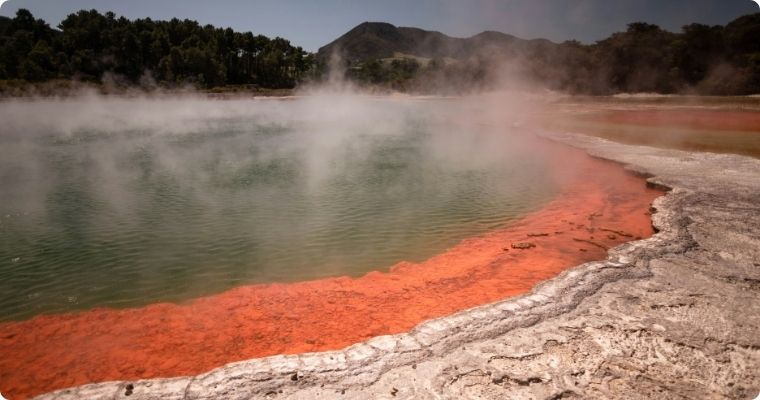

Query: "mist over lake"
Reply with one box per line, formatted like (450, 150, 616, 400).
(0, 94, 557, 320)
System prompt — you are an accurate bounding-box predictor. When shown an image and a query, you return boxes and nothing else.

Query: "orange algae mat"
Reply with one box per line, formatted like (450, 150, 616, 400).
(0, 142, 662, 399)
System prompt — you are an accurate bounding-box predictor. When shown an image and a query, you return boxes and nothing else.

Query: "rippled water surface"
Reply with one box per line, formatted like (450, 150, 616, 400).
(0, 95, 557, 320)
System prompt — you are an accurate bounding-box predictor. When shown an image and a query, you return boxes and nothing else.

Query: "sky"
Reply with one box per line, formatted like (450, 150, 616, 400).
(0, 0, 758, 51)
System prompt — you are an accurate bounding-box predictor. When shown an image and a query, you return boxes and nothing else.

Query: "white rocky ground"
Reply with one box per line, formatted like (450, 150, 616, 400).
(37, 133, 760, 400)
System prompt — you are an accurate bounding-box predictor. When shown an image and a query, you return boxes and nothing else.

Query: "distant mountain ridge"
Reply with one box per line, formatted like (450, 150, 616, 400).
(316, 21, 555, 62)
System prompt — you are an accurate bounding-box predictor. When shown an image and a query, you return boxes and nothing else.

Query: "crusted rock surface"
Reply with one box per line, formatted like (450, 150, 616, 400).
(36, 133, 760, 400)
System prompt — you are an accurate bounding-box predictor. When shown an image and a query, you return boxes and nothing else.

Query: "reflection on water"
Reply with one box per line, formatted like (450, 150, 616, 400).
(0, 96, 557, 320)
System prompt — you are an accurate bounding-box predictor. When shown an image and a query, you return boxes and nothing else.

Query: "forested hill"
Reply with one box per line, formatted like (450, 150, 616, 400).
(0, 9, 312, 89)
(320, 16, 760, 95)
(317, 21, 552, 63)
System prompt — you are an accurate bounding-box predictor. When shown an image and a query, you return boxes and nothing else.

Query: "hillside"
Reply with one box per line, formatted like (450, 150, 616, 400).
(318, 17, 760, 95)
(316, 21, 555, 63)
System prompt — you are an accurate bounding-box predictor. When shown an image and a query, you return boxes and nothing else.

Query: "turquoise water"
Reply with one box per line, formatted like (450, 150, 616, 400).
(0, 96, 558, 321)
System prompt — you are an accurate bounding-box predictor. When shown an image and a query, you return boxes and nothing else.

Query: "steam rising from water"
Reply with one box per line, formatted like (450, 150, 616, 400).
(0, 91, 557, 320)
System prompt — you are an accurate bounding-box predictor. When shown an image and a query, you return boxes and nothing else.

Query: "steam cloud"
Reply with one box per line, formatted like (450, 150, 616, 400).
(0, 82, 565, 318)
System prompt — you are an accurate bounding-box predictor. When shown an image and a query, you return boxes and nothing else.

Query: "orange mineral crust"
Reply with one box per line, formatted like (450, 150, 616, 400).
(0, 143, 662, 399)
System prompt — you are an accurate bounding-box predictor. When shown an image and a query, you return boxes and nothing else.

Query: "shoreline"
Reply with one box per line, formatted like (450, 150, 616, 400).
(0, 140, 661, 399)
(2, 84, 760, 102)
(25, 131, 760, 400)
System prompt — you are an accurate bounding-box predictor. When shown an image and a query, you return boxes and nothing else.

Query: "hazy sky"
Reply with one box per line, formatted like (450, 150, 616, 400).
(1, 0, 758, 51)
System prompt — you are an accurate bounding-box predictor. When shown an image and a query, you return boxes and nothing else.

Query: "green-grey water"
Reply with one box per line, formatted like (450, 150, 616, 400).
(0, 95, 558, 321)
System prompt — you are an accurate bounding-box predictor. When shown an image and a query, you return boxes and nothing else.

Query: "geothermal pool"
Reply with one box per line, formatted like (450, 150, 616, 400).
(0, 95, 663, 399)
(0, 95, 557, 320)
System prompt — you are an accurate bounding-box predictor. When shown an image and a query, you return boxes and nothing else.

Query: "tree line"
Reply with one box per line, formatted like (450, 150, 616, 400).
(546, 16, 760, 95)
(1, 8, 759, 94)
(346, 15, 760, 95)
(0, 9, 312, 89)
